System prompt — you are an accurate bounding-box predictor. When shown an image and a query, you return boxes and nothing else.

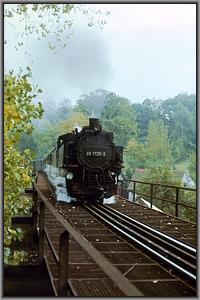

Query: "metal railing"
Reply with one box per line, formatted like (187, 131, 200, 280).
(117, 180, 196, 222)
(33, 189, 69, 296)
(40, 201, 69, 295)
(32, 182, 144, 297)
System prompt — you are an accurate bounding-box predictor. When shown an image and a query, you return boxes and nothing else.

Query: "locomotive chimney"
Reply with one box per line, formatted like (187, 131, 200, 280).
(89, 118, 101, 131)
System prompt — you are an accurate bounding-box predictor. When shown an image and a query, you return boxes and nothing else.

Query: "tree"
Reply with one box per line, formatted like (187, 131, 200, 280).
(178, 189, 196, 222)
(136, 166, 196, 222)
(137, 166, 180, 215)
(35, 97, 72, 126)
(4, 70, 43, 264)
(159, 93, 196, 161)
(74, 89, 110, 117)
(170, 106, 195, 160)
(132, 99, 161, 142)
(57, 111, 88, 135)
(33, 123, 58, 158)
(132, 94, 196, 164)
(56, 97, 72, 121)
(18, 133, 39, 158)
(146, 120, 172, 166)
(4, 4, 109, 52)
(124, 138, 147, 179)
(142, 98, 162, 112)
(188, 152, 196, 183)
(101, 93, 137, 146)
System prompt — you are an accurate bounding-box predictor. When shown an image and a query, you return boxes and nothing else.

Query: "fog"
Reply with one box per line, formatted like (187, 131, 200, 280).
(30, 29, 112, 102)
(5, 26, 113, 103)
(4, 4, 196, 104)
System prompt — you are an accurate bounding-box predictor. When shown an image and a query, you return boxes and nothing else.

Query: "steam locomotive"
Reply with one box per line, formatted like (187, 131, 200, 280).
(44, 118, 123, 202)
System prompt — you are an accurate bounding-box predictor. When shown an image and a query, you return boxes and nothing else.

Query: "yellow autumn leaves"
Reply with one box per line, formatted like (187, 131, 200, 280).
(57, 111, 88, 135)
(4, 70, 43, 263)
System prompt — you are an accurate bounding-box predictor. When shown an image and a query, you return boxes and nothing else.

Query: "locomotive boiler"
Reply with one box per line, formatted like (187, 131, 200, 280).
(45, 118, 123, 202)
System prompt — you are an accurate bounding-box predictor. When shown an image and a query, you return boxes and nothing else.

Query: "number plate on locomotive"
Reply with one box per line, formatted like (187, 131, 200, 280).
(85, 151, 106, 157)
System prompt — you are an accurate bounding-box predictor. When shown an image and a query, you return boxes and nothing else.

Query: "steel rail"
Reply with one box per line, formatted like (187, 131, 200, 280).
(84, 204, 196, 283)
(101, 204, 196, 259)
(90, 205, 195, 273)
(97, 204, 196, 273)
(34, 184, 144, 296)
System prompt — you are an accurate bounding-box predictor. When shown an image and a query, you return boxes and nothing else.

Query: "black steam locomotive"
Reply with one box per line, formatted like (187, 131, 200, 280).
(45, 118, 123, 202)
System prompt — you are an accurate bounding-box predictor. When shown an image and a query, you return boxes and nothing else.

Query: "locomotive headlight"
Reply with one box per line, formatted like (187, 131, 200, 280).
(118, 174, 124, 182)
(66, 172, 73, 180)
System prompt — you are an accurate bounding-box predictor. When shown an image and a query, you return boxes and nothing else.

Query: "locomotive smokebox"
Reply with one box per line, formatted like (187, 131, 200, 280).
(89, 118, 102, 131)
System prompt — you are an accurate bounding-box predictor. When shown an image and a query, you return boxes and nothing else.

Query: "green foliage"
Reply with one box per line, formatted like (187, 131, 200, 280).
(146, 120, 172, 166)
(159, 93, 196, 161)
(33, 123, 58, 158)
(18, 133, 39, 158)
(136, 166, 179, 214)
(143, 166, 178, 185)
(136, 166, 196, 221)
(55, 98, 72, 121)
(101, 93, 137, 146)
(5, 4, 109, 52)
(133, 99, 161, 141)
(4, 4, 74, 51)
(4, 248, 28, 266)
(4, 70, 43, 264)
(74, 89, 110, 117)
(4, 70, 43, 144)
(178, 189, 196, 222)
(188, 152, 196, 183)
(39, 97, 72, 125)
(133, 94, 196, 167)
(16, 195, 33, 216)
(124, 138, 147, 179)
(30, 97, 73, 158)
(57, 111, 88, 136)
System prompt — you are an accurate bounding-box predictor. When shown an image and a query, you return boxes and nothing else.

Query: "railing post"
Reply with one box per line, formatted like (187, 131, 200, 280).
(118, 182, 121, 197)
(32, 190, 38, 233)
(58, 230, 69, 296)
(133, 181, 136, 202)
(175, 187, 179, 217)
(39, 201, 45, 264)
(150, 184, 154, 208)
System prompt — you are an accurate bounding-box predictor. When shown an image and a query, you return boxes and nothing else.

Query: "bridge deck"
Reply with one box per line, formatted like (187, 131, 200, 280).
(109, 197, 196, 247)
(34, 172, 196, 297)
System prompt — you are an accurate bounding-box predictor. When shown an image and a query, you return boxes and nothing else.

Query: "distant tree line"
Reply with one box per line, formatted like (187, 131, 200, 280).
(19, 90, 196, 184)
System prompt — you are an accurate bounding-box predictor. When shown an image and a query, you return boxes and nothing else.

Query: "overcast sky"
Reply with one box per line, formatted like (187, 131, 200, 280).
(4, 3, 196, 104)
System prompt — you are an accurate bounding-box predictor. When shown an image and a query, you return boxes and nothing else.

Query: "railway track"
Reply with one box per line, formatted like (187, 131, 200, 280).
(111, 197, 196, 246)
(33, 172, 197, 296)
(83, 203, 196, 285)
